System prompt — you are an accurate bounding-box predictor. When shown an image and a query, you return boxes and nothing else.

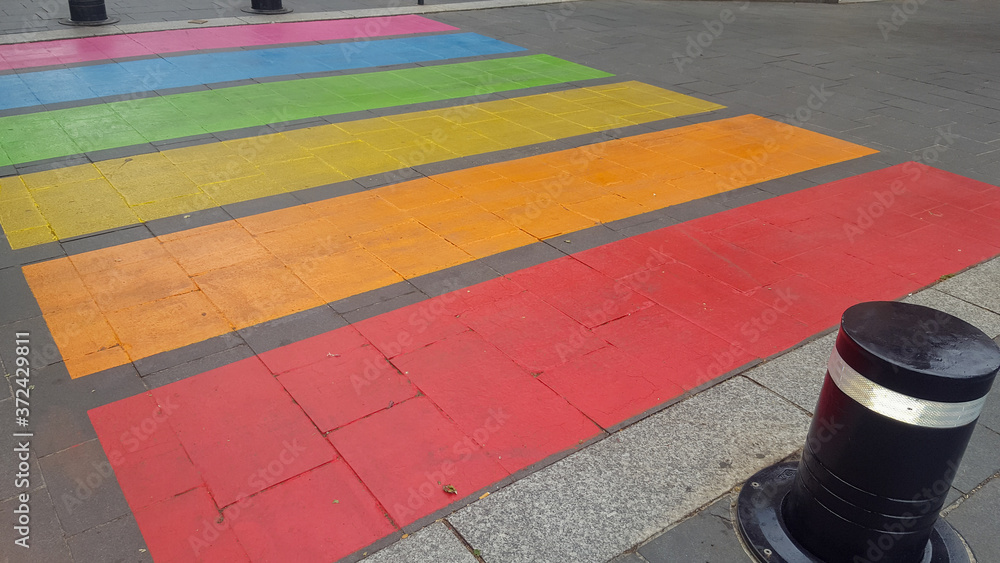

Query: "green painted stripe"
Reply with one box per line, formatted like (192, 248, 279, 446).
(0, 55, 612, 168)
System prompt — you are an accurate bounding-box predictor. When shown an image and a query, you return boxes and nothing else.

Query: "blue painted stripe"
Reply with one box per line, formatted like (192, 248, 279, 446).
(0, 33, 525, 111)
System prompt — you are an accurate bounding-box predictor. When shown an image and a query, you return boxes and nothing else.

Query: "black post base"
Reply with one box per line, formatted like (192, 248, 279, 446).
(242, 0, 292, 14)
(57, 16, 120, 26)
(734, 463, 974, 563)
(240, 6, 293, 14)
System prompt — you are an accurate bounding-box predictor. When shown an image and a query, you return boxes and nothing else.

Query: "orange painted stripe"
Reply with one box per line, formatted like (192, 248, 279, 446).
(23, 115, 876, 378)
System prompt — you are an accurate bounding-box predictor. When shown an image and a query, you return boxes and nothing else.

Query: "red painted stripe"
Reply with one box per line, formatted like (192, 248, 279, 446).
(88, 163, 999, 562)
(0, 16, 456, 71)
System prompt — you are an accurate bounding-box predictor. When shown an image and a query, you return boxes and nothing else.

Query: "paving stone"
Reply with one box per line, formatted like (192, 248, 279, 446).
(979, 381, 1000, 435)
(237, 305, 346, 356)
(2, 243, 67, 272)
(84, 144, 157, 163)
(754, 175, 815, 197)
(715, 186, 773, 209)
(59, 225, 153, 258)
(0, 397, 42, 503)
(636, 495, 745, 563)
(0, 265, 42, 326)
(902, 289, 1000, 339)
(936, 257, 1000, 315)
(37, 438, 131, 536)
(743, 331, 837, 415)
(66, 514, 152, 563)
(142, 344, 256, 390)
(149, 133, 217, 150)
(951, 425, 1000, 495)
(449, 377, 809, 563)
(543, 224, 623, 256)
(14, 156, 91, 176)
(479, 242, 566, 276)
(143, 207, 233, 239)
(133, 332, 245, 377)
(342, 290, 431, 325)
(329, 281, 423, 315)
(363, 522, 476, 563)
(662, 198, 730, 224)
(613, 216, 679, 239)
(944, 486, 964, 510)
(796, 156, 886, 186)
(292, 179, 367, 204)
(222, 192, 303, 220)
(0, 487, 73, 563)
(21, 361, 145, 457)
(0, 316, 62, 372)
(945, 477, 1000, 563)
(408, 260, 501, 298)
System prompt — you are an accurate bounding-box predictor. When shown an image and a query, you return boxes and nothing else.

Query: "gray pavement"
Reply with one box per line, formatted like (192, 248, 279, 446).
(1, 0, 1000, 561)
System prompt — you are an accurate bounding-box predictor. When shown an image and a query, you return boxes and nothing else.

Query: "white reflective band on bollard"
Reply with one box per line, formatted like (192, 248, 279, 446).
(828, 349, 986, 429)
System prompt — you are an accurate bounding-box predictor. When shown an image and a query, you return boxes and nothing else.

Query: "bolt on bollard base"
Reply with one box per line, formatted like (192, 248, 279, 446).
(58, 0, 120, 26)
(242, 0, 292, 14)
(734, 462, 973, 563)
(734, 301, 999, 563)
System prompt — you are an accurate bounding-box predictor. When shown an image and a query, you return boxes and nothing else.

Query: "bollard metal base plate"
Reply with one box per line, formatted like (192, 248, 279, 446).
(240, 6, 293, 14)
(733, 462, 975, 563)
(57, 17, 120, 26)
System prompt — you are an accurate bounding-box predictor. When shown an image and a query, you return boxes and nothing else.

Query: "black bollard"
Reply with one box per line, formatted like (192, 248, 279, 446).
(736, 301, 999, 563)
(241, 0, 293, 14)
(58, 0, 120, 26)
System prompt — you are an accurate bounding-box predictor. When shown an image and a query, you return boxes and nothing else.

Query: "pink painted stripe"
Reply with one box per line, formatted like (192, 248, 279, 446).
(0, 15, 457, 71)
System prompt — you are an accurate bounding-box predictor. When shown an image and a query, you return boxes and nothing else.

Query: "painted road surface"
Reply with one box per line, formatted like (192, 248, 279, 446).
(0, 16, 457, 71)
(2, 9, 998, 563)
(88, 162, 999, 562)
(22, 114, 874, 378)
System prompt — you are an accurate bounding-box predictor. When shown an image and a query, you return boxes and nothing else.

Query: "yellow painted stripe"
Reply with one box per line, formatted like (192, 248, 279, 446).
(0, 81, 723, 249)
(22, 114, 877, 379)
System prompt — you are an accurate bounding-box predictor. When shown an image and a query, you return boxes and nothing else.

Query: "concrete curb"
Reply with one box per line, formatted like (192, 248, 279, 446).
(0, 0, 584, 45)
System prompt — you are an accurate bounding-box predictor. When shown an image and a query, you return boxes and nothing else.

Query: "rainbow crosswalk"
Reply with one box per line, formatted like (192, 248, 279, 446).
(1, 80, 725, 248)
(22, 114, 873, 378)
(9, 13, 996, 563)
